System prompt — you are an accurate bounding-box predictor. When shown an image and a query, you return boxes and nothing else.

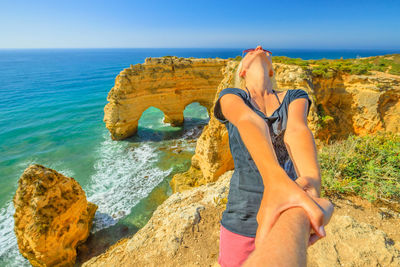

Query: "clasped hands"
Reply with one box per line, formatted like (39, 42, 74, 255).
(255, 173, 334, 248)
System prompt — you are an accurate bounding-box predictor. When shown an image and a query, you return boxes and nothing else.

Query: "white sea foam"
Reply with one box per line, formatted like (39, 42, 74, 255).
(87, 132, 173, 233)
(182, 127, 198, 139)
(0, 132, 172, 265)
(0, 202, 31, 266)
(159, 117, 172, 127)
(0, 162, 76, 266)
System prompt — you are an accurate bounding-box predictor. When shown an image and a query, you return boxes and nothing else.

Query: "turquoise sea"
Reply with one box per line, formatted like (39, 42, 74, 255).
(1, 48, 399, 266)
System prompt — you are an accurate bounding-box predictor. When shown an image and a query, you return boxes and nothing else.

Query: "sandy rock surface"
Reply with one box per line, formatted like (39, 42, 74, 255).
(83, 170, 400, 267)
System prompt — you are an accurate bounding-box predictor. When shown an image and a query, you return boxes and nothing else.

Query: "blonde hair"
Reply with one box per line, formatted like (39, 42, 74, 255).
(234, 58, 278, 91)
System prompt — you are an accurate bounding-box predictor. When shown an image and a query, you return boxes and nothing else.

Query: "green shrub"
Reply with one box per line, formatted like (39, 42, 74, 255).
(319, 132, 400, 203)
(271, 54, 400, 77)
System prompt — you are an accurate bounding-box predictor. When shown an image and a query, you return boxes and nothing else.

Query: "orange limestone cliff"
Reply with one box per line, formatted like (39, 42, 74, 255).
(82, 57, 400, 266)
(13, 164, 97, 267)
(104, 56, 229, 140)
(171, 60, 400, 193)
(102, 56, 399, 192)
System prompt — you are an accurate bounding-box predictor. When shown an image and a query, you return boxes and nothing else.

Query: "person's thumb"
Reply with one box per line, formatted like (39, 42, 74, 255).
(308, 233, 321, 246)
(302, 198, 326, 238)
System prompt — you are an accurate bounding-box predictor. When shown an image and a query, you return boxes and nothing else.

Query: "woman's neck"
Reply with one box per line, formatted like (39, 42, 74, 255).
(245, 75, 274, 97)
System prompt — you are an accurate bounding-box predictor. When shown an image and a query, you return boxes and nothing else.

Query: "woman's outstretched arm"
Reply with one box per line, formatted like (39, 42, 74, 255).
(218, 93, 326, 246)
(284, 98, 321, 197)
(219, 92, 283, 180)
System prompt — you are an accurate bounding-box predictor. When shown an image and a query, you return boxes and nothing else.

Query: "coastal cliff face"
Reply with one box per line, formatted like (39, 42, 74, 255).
(104, 56, 399, 192)
(271, 62, 399, 140)
(169, 61, 237, 193)
(83, 170, 232, 267)
(104, 56, 229, 140)
(87, 57, 400, 266)
(13, 164, 97, 267)
(311, 71, 400, 140)
(171, 60, 400, 193)
(83, 170, 400, 267)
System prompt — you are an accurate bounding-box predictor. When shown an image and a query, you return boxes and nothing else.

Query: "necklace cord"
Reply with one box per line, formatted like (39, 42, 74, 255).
(245, 87, 281, 105)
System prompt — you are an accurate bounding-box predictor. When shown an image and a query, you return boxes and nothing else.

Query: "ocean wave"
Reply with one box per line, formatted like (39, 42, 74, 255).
(87, 132, 173, 232)
(0, 162, 75, 265)
(0, 132, 173, 265)
(0, 202, 31, 266)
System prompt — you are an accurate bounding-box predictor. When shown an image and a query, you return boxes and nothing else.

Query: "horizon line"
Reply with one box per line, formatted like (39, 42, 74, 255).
(0, 47, 399, 51)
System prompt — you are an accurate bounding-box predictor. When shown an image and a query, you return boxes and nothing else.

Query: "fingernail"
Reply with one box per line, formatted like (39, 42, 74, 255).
(319, 226, 326, 237)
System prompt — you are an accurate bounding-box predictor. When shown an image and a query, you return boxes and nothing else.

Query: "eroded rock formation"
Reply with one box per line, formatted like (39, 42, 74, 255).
(105, 56, 399, 192)
(171, 60, 400, 193)
(169, 61, 237, 193)
(311, 72, 400, 141)
(83, 170, 400, 267)
(91, 57, 400, 266)
(13, 164, 97, 267)
(104, 56, 229, 140)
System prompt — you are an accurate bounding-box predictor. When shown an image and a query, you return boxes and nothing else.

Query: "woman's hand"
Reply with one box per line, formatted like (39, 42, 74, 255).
(295, 175, 321, 198)
(255, 169, 326, 249)
(294, 176, 334, 247)
(306, 196, 334, 246)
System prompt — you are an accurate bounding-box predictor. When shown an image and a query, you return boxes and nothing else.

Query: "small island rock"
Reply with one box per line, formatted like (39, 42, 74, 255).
(13, 164, 97, 267)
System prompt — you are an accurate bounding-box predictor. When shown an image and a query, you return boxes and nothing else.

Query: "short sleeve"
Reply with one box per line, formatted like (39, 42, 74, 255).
(288, 89, 312, 116)
(213, 88, 248, 124)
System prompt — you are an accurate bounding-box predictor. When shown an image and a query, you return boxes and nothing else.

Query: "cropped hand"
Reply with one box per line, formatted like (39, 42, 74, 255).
(295, 175, 321, 198)
(295, 176, 334, 246)
(255, 169, 326, 249)
(306, 196, 334, 246)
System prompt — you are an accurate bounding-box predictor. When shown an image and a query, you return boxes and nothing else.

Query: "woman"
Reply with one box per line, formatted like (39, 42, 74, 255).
(214, 46, 329, 266)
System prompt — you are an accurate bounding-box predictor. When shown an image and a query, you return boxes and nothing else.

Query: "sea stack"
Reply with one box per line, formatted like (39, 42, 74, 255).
(104, 56, 229, 140)
(13, 164, 97, 267)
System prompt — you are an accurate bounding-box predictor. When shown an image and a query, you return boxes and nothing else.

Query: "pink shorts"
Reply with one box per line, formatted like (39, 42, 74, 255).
(218, 224, 256, 267)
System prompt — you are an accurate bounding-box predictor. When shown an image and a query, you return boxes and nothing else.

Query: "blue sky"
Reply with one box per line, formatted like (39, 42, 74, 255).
(0, 0, 399, 49)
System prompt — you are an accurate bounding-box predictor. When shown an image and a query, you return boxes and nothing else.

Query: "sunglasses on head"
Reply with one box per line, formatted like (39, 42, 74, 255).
(242, 48, 272, 58)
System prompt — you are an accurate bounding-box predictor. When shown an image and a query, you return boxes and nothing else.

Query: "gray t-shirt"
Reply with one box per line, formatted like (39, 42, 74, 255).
(213, 87, 312, 237)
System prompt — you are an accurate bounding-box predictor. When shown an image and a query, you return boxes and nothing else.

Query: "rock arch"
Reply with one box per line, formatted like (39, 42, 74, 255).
(104, 56, 228, 140)
(182, 100, 213, 119)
